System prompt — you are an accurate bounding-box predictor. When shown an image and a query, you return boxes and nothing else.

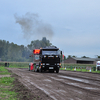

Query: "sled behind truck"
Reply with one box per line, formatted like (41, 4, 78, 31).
(29, 46, 62, 73)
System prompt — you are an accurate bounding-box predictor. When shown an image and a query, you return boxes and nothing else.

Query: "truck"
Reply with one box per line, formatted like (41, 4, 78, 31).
(29, 46, 62, 73)
(96, 61, 100, 71)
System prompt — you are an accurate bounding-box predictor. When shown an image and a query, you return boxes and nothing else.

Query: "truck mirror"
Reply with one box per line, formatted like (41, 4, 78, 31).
(61, 51, 62, 55)
(40, 50, 42, 54)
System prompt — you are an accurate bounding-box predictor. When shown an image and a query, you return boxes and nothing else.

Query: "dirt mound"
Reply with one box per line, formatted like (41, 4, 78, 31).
(12, 74, 41, 100)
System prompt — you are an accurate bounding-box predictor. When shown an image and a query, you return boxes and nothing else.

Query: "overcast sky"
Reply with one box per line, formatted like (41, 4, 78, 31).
(0, 0, 100, 58)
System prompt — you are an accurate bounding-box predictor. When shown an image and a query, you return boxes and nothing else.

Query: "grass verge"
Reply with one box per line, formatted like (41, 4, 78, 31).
(60, 67, 100, 73)
(0, 67, 11, 75)
(0, 62, 29, 68)
(0, 77, 17, 100)
(0, 66, 17, 100)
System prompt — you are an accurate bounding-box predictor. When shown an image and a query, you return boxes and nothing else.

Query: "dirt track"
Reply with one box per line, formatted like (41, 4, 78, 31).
(7, 68, 100, 100)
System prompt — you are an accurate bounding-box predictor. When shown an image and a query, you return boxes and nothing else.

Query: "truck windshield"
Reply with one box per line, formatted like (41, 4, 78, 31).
(42, 50, 60, 55)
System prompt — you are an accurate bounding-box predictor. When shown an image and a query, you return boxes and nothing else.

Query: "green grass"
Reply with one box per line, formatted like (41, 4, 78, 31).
(61, 63, 95, 67)
(0, 67, 17, 100)
(0, 67, 11, 75)
(0, 77, 17, 100)
(0, 62, 29, 68)
(8, 62, 29, 68)
(60, 66, 100, 73)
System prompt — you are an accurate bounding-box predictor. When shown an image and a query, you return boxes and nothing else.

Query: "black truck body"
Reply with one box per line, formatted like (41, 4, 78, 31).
(29, 46, 62, 73)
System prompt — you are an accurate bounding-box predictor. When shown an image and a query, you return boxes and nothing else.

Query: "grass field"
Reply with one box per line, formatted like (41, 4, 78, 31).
(0, 67, 17, 100)
(0, 62, 29, 68)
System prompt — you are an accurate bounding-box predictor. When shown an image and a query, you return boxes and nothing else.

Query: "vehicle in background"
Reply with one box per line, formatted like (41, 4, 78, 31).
(96, 61, 100, 71)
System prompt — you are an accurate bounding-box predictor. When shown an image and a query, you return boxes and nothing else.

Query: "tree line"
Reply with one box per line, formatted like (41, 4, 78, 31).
(1, 37, 95, 62)
(0, 37, 52, 62)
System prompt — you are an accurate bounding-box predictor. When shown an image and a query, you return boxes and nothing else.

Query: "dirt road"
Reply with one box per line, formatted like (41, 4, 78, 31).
(7, 68, 100, 100)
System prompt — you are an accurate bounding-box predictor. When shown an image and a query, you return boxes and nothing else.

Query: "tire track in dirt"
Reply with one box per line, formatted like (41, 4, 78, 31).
(59, 70, 100, 81)
(7, 68, 100, 100)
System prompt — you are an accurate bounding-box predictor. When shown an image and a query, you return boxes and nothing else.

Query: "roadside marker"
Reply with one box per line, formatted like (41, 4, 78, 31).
(74, 67, 76, 71)
(89, 68, 91, 72)
(65, 67, 66, 70)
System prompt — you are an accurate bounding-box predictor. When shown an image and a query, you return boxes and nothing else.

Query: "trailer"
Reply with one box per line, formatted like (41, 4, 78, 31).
(29, 46, 62, 73)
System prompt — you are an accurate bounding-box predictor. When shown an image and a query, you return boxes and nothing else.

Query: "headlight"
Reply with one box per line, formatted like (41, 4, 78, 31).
(57, 63, 59, 65)
(42, 63, 45, 65)
(44, 56, 46, 58)
(56, 56, 58, 57)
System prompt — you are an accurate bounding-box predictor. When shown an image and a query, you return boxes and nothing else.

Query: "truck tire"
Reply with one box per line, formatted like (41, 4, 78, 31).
(37, 69, 39, 72)
(56, 68, 59, 73)
(35, 68, 37, 72)
(29, 65, 30, 71)
(34, 66, 37, 72)
(39, 68, 42, 73)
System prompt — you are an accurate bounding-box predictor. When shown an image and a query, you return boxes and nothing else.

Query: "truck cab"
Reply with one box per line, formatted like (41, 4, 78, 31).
(39, 46, 61, 73)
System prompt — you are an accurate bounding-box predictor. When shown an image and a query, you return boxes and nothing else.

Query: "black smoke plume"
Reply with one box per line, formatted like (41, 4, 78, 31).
(14, 12, 54, 40)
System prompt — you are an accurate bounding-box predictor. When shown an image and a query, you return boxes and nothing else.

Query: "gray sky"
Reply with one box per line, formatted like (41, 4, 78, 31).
(0, 0, 100, 58)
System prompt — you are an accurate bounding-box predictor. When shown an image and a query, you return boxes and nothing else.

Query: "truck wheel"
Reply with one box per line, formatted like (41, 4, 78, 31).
(35, 68, 37, 72)
(29, 65, 30, 71)
(56, 68, 59, 73)
(39, 68, 42, 73)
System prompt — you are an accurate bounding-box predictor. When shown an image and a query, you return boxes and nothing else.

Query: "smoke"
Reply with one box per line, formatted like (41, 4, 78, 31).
(14, 12, 54, 40)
